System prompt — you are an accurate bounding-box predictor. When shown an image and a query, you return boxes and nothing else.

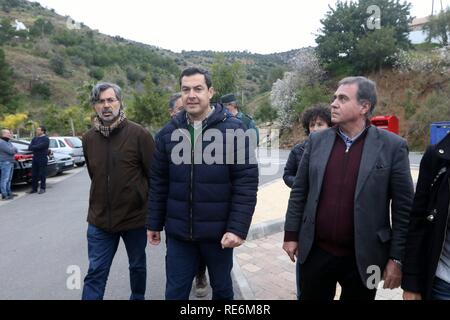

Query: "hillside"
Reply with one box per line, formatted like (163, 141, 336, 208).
(2, 0, 449, 150)
(0, 0, 294, 119)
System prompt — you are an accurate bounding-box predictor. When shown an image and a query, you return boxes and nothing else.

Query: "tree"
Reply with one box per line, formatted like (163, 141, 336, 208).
(76, 81, 96, 111)
(292, 84, 330, 115)
(0, 17, 16, 44)
(30, 81, 52, 99)
(0, 113, 28, 135)
(423, 8, 450, 46)
(0, 48, 18, 113)
(50, 55, 66, 76)
(211, 53, 243, 102)
(254, 98, 278, 123)
(30, 18, 54, 37)
(355, 27, 398, 72)
(316, 0, 412, 73)
(1, 0, 21, 13)
(129, 79, 169, 130)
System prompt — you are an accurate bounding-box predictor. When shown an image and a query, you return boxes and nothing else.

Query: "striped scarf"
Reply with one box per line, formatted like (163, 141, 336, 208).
(93, 110, 126, 138)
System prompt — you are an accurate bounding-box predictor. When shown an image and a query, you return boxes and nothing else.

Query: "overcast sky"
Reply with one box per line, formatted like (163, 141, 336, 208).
(31, 0, 450, 54)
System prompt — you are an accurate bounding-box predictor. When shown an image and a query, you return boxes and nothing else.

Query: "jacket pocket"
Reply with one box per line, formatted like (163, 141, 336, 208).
(377, 227, 392, 243)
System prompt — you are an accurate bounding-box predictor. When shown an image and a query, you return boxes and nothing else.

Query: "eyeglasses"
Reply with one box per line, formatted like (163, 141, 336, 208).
(95, 98, 118, 105)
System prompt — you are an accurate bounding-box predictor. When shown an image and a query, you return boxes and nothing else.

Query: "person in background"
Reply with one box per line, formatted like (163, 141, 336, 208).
(0, 129, 18, 200)
(221, 93, 259, 146)
(168, 92, 184, 118)
(283, 105, 332, 188)
(28, 125, 50, 194)
(402, 132, 450, 300)
(282, 104, 332, 299)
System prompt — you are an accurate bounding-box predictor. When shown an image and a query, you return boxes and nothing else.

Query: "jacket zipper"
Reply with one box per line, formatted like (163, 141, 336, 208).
(190, 146, 194, 241)
(107, 138, 112, 231)
(175, 111, 224, 241)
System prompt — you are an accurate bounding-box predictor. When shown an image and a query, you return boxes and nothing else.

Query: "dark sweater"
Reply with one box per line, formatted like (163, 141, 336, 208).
(28, 135, 50, 161)
(314, 132, 367, 256)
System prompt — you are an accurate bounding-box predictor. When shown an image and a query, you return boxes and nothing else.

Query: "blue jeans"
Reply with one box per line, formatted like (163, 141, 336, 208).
(31, 159, 47, 191)
(82, 224, 147, 300)
(0, 161, 14, 198)
(165, 236, 234, 300)
(431, 277, 450, 300)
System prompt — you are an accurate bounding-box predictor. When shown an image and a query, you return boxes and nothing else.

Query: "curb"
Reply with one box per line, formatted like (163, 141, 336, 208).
(231, 256, 255, 300)
(233, 217, 285, 300)
(246, 217, 285, 241)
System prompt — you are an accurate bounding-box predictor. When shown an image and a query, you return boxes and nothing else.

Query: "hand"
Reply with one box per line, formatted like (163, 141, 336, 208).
(282, 241, 298, 263)
(221, 232, 244, 249)
(382, 259, 402, 289)
(403, 291, 422, 300)
(147, 230, 161, 245)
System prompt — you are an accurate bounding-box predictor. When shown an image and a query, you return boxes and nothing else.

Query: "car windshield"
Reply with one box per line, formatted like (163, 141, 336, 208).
(64, 137, 82, 148)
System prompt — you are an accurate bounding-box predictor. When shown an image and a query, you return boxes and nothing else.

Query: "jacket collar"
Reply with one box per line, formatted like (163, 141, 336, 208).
(172, 103, 229, 130)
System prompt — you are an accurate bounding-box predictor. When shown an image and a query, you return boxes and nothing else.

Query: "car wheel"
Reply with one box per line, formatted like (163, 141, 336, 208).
(75, 162, 85, 167)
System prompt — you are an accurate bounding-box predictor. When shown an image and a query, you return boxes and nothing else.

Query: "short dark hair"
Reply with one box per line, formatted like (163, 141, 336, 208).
(338, 76, 377, 115)
(38, 125, 47, 134)
(179, 67, 212, 89)
(301, 104, 332, 135)
(168, 92, 182, 110)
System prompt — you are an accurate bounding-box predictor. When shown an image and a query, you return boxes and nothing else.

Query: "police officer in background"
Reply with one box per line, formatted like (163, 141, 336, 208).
(220, 93, 259, 146)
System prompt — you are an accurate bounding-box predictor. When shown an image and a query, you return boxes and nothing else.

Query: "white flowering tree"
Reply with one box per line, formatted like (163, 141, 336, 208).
(270, 48, 325, 129)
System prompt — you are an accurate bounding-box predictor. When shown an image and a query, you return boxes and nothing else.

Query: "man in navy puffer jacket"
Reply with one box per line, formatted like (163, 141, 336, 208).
(147, 67, 258, 300)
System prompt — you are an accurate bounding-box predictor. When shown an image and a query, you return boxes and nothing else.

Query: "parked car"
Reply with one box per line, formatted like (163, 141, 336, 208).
(49, 136, 85, 167)
(9, 140, 58, 185)
(53, 151, 74, 175)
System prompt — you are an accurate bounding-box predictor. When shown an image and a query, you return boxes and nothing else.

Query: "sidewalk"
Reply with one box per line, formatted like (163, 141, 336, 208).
(232, 167, 420, 300)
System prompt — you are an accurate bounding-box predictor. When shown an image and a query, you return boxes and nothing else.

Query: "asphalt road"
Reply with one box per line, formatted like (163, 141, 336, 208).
(0, 168, 168, 299)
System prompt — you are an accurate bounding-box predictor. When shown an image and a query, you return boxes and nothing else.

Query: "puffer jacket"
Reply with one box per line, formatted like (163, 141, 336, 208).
(147, 104, 259, 241)
(82, 119, 155, 232)
(283, 140, 307, 188)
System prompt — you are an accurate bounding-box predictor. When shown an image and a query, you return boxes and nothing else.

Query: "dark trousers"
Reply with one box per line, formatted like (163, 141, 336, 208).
(165, 236, 233, 300)
(31, 159, 47, 191)
(82, 224, 147, 300)
(300, 245, 377, 300)
(431, 277, 450, 300)
(197, 257, 207, 277)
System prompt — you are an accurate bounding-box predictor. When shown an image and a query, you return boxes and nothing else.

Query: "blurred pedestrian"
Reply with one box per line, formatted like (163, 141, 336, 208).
(0, 129, 18, 200)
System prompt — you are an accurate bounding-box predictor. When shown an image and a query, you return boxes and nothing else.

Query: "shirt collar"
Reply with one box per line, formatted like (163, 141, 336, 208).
(337, 124, 370, 151)
(187, 105, 215, 127)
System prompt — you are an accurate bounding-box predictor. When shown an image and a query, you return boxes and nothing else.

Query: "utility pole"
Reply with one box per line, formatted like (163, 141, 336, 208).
(70, 118, 75, 136)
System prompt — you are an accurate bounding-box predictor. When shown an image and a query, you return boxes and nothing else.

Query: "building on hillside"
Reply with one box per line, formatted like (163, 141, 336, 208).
(409, 16, 441, 44)
(13, 19, 28, 32)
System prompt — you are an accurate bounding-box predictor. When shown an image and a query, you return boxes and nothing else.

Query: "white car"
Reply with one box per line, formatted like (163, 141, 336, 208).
(49, 136, 85, 167)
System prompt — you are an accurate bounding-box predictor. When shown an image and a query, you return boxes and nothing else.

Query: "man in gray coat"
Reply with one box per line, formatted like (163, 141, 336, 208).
(283, 76, 414, 300)
(0, 129, 17, 200)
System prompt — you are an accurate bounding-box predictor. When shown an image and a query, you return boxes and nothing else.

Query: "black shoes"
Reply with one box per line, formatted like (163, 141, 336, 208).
(194, 273, 209, 298)
(28, 189, 45, 194)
